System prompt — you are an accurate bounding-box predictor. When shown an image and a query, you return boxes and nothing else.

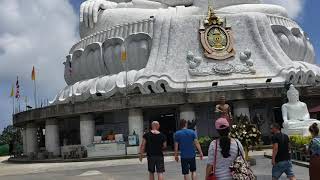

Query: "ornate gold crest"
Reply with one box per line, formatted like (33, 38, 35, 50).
(200, 7, 235, 60)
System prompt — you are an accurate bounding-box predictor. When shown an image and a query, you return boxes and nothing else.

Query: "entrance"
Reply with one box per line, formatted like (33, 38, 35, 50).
(273, 107, 283, 128)
(156, 113, 176, 150)
(144, 108, 177, 150)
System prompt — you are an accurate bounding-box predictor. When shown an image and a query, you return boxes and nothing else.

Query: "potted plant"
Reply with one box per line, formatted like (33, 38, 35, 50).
(230, 115, 262, 161)
(289, 135, 311, 161)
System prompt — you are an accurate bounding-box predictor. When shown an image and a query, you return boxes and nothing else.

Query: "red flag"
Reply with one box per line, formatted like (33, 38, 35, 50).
(15, 77, 20, 99)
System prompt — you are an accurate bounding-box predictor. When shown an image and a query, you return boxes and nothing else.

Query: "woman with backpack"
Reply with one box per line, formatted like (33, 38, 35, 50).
(205, 117, 255, 180)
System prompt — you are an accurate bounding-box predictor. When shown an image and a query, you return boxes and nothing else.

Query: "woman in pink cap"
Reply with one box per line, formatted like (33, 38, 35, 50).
(205, 118, 245, 180)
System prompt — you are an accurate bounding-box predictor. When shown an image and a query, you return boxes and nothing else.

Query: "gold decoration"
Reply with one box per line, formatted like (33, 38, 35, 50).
(200, 6, 235, 60)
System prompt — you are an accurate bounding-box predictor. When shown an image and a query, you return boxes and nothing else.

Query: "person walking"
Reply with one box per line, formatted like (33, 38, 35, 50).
(205, 117, 245, 180)
(271, 123, 296, 180)
(308, 123, 320, 180)
(174, 119, 203, 180)
(139, 121, 167, 180)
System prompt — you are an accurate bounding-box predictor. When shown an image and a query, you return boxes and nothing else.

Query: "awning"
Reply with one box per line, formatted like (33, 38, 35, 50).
(309, 105, 320, 113)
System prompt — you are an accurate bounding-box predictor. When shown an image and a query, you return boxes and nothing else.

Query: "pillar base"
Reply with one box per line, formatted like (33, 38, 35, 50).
(128, 109, 143, 145)
(26, 123, 38, 155)
(80, 114, 95, 146)
(45, 119, 60, 156)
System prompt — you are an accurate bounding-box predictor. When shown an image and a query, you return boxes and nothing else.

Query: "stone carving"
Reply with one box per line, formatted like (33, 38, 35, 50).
(267, 14, 300, 29)
(186, 51, 202, 69)
(80, 0, 194, 29)
(65, 33, 152, 85)
(272, 24, 315, 64)
(199, 7, 235, 60)
(71, 18, 154, 53)
(282, 85, 320, 136)
(186, 50, 255, 76)
(215, 96, 233, 124)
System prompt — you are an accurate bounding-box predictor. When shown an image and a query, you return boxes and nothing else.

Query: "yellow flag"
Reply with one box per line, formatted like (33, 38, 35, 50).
(10, 85, 14, 97)
(31, 66, 36, 80)
(121, 45, 127, 62)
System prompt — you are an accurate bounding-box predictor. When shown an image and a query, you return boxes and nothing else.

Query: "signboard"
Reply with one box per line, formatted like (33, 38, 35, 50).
(87, 143, 126, 157)
(128, 135, 139, 146)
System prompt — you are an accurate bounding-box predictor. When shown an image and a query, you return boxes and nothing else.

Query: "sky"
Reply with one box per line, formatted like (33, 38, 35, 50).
(0, 0, 319, 133)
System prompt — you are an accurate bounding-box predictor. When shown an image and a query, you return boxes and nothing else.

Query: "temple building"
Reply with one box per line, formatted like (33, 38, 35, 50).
(13, 0, 320, 159)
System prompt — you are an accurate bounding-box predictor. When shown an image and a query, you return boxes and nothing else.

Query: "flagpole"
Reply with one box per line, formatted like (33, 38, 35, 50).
(18, 98, 20, 113)
(121, 45, 128, 100)
(125, 60, 128, 97)
(25, 96, 28, 111)
(11, 84, 15, 114)
(32, 66, 38, 109)
(12, 96, 15, 115)
(33, 79, 37, 108)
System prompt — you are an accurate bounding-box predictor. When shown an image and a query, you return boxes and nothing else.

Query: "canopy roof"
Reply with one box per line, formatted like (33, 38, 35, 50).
(309, 105, 320, 113)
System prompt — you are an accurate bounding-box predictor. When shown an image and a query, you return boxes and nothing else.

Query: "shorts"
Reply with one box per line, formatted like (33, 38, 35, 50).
(181, 157, 196, 175)
(272, 160, 295, 179)
(147, 156, 165, 173)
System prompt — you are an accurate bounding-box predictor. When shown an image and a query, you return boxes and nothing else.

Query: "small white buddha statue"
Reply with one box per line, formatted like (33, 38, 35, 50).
(282, 85, 320, 136)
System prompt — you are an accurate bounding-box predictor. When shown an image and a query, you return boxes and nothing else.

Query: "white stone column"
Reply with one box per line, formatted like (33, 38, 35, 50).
(179, 104, 196, 122)
(180, 104, 197, 133)
(45, 119, 60, 156)
(21, 127, 27, 155)
(128, 109, 144, 145)
(233, 101, 251, 119)
(26, 123, 38, 155)
(80, 114, 95, 146)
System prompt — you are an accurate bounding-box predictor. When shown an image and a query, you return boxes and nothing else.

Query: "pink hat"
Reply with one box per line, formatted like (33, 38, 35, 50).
(215, 118, 230, 130)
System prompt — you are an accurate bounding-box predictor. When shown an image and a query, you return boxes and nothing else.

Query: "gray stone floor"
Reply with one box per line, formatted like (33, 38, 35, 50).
(0, 155, 309, 180)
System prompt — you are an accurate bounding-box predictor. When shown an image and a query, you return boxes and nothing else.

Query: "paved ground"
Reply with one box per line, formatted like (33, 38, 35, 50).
(0, 152, 309, 180)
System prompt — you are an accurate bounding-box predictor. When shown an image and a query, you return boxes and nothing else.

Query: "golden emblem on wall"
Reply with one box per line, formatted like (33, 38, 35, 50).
(200, 7, 235, 60)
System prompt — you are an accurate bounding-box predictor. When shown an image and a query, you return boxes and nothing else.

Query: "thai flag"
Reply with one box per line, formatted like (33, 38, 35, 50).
(15, 77, 20, 99)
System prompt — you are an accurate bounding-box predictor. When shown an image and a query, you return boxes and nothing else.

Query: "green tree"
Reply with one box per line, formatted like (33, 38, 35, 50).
(0, 125, 22, 145)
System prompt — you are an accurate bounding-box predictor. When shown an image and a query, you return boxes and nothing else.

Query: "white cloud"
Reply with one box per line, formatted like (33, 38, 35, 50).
(262, 0, 306, 19)
(0, 0, 78, 131)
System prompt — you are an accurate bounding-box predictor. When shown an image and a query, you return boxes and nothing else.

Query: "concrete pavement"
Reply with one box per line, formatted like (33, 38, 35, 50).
(0, 152, 309, 180)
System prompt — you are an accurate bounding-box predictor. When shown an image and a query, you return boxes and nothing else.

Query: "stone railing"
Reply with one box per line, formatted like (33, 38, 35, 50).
(267, 15, 300, 29)
(70, 17, 155, 53)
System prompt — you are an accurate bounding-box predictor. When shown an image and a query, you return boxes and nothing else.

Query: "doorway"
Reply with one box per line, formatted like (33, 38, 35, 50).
(157, 113, 176, 150)
(273, 107, 283, 128)
(144, 108, 177, 150)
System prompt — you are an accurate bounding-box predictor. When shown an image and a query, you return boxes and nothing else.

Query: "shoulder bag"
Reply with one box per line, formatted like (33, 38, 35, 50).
(207, 140, 218, 180)
(229, 140, 256, 180)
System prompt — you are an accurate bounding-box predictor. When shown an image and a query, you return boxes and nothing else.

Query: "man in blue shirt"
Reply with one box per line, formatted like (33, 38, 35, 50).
(174, 119, 203, 180)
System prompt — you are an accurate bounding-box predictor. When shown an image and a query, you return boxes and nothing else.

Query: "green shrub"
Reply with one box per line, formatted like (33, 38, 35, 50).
(290, 135, 312, 149)
(0, 144, 9, 156)
(198, 136, 212, 146)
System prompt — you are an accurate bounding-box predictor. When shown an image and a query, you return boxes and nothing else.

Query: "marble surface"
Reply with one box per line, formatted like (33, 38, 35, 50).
(87, 143, 126, 157)
(51, 0, 320, 104)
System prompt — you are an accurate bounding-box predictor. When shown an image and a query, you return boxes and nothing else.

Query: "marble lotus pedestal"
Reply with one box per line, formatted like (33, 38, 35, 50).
(51, 0, 320, 104)
(282, 85, 320, 136)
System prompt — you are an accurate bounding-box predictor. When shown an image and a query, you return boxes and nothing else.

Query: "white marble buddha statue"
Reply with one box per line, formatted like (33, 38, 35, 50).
(51, 0, 320, 104)
(79, 0, 287, 38)
(282, 85, 320, 136)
